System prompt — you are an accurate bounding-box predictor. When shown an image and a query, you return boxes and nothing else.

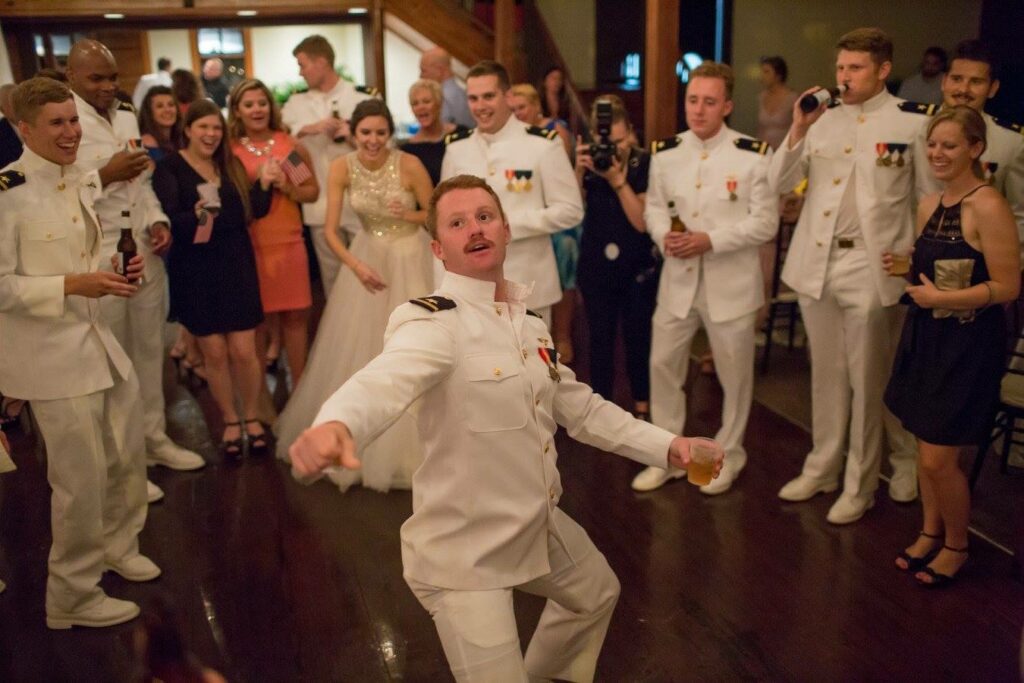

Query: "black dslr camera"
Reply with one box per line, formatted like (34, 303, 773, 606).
(588, 100, 617, 171)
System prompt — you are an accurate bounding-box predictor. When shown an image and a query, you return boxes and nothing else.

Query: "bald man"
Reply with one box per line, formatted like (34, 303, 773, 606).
(420, 47, 474, 129)
(0, 83, 22, 168)
(67, 40, 205, 484)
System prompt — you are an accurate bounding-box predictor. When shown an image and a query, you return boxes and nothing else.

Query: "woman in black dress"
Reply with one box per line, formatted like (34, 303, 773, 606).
(400, 79, 462, 186)
(153, 99, 276, 458)
(884, 106, 1019, 586)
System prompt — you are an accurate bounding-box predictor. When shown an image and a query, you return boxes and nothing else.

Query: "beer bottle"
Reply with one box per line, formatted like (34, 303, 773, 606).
(117, 210, 138, 283)
(668, 200, 687, 233)
(331, 106, 347, 143)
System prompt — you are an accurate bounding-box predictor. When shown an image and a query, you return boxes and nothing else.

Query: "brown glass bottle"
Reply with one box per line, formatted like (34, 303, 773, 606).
(668, 200, 687, 233)
(332, 106, 347, 143)
(117, 210, 138, 283)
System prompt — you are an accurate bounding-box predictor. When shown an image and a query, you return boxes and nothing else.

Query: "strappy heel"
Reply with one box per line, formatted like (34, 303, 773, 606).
(221, 421, 244, 462)
(244, 419, 271, 456)
(916, 545, 969, 588)
(895, 531, 942, 572)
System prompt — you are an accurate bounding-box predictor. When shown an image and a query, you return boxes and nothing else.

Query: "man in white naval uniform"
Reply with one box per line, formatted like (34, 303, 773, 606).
(917, 40, 1024, 254)
(67, 40, 204, 489)
(440, 60, 583, 321)
(0, 77, 156, 629)
(768, 28, 932, 524)
(289, 175, 716, 682)
(281, 34, 379, 296)
(631, 62, 777, 494)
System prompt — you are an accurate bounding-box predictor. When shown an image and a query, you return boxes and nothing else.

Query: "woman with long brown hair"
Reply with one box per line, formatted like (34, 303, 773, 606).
(152, 99, 278, 459)
(229, 78, 318, 387)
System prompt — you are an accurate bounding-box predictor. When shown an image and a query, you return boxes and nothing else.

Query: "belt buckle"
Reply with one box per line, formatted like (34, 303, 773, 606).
(837, 238, 855, 249)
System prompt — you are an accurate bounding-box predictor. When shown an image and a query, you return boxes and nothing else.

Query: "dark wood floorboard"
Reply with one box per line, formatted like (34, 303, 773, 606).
(0, 307, 1022, 681)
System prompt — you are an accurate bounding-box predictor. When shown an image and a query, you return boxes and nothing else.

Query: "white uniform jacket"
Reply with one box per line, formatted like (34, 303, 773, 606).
(646, 126, 777, 323)
(768, 89, 932, 306)
(0, 149, 132, 401)
(72, 93, 169, 257)
(918, 109, 1024, 250)
(314, 271, 674, 590)
(440, 118, 584, 309)
(281, 80, 377, 227)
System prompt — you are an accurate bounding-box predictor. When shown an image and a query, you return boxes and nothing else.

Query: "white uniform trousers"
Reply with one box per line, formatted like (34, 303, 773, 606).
(797, 246, 898, 500)
(99, 252, 170, 453)
(31, 370, 146, 614)
(883, 304, 918, 476)
(649, 277, 756, 462)
(407, 514, 620, 683)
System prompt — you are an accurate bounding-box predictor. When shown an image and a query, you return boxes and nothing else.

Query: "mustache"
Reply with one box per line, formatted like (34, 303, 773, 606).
(464, 237, 494, 253)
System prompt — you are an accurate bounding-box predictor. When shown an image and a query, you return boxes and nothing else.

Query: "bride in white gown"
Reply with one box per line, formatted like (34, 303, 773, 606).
(275, 100, 434, 492)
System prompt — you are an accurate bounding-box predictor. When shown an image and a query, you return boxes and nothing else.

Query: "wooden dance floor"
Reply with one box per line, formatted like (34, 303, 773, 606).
(0, 348, 1022, 681)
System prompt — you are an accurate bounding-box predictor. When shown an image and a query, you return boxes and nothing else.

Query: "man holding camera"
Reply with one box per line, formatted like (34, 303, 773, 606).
(632, 62, 777, 495)
(441, 60, 582, 321)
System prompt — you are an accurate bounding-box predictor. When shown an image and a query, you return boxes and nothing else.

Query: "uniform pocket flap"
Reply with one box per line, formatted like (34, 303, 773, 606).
(464, 353, 522, 383)
(21, 220, 68, 242)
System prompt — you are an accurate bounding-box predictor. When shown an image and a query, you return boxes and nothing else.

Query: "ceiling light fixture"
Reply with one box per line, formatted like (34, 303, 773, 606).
(349, 8, 369, 14)
(103, 13, 125, 19)
(237, 10, 258, 17)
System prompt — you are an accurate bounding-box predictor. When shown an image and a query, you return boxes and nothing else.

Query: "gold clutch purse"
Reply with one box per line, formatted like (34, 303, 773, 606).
(932, 258, 975, 322)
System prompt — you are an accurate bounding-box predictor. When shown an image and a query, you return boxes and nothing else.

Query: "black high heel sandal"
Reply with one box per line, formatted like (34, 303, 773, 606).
(916, 545, 969, 588)
(895, 531, 942, 573)
(221, 421, 244, 462)
(245, 419, 271, 456)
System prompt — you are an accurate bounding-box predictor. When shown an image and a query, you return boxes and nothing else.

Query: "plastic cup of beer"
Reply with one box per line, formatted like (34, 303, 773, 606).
(197, 181, 222, 212)
(687, 437, 721, 487)
(890, 251, 911, 276)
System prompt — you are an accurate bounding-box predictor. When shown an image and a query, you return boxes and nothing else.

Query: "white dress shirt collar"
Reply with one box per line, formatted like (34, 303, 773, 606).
(841, 87, 891, 117)
(440, 270, 533, 305)
(684, 123, 731, 152)
(19, 145, 78, 180)
(477, 115, 524, 145)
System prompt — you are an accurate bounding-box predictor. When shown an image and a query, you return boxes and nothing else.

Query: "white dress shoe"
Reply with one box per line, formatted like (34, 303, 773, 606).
(699, 456, 747, 496)
(888, 467, 918, 503)
(147, 442, 205, 471)
(777, 474, 838, 502)
(826, 494, 875, 525)
(147, 480, 164, 503)
(46, 595, 140, 630)
(631, 466, 686, 492)
(105, 554, 161, 582)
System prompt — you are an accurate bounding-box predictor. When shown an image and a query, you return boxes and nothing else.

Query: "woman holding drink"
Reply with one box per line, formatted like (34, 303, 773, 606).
(883, 106, 1019, 586)
(229, 79, 318, 387)
(153, 100, 277, 458)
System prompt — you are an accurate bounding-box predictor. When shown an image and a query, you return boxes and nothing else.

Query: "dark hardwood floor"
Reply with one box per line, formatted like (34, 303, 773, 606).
(0, 322, 1022, 681)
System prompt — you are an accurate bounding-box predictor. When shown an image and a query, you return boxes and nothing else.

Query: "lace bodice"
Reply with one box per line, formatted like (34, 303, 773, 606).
(346, 151, 420, 239)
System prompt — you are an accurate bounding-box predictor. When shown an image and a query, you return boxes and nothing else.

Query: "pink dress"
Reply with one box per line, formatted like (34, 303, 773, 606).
(233, 131, 312, 313)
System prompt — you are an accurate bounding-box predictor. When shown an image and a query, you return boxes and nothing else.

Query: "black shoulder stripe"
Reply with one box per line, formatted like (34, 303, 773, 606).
(993, 117, 1023, 135)
(0, 169, 26, 191)
(444, 128, 473, 145)
(526, 309, 544, 318)
(356, 84, 380, 97)
(651, 135, 680, 154)
(409, 296, 457, 312)
(898, 101, 938, 116)
(734, 137, 769, 155)
(116, 100, 136, 113)
(525, 125, 558, 141)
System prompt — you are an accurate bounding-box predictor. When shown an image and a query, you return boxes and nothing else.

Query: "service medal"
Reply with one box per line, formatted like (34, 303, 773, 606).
(726, 177, 738, 201)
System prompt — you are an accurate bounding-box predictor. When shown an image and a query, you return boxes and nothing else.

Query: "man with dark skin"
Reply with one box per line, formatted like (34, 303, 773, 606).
(67, 40, 206, 486)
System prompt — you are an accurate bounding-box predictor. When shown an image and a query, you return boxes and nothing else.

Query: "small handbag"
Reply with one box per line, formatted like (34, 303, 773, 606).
(932, 258, 976, 322)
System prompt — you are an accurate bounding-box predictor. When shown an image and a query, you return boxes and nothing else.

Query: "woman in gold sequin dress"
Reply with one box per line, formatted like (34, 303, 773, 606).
(275, 100, 434, 492)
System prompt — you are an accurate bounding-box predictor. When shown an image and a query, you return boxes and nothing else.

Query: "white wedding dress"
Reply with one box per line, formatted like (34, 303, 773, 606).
(275, 151, 433, 492)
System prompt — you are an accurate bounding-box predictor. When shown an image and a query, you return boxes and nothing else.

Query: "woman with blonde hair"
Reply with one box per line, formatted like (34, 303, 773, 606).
(884, 105, 1020, 586)
(229, 78, 319, 387)
(401, 78, 464, 185)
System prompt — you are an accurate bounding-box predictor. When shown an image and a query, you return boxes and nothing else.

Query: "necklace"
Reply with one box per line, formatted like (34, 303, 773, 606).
(240, 136, 275, 157)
